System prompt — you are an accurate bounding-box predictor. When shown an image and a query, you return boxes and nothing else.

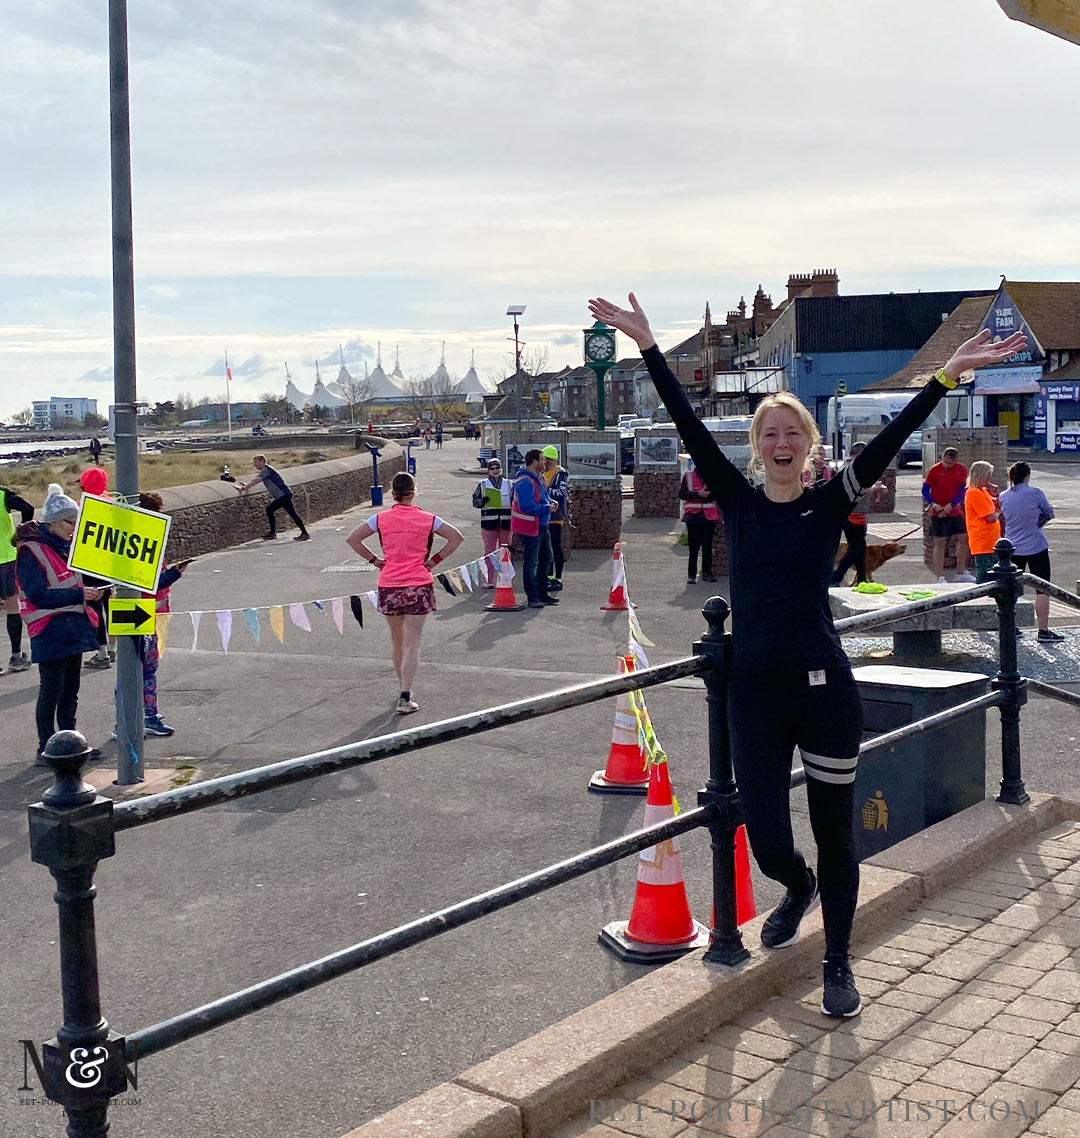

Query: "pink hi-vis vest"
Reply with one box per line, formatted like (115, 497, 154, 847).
(374, 504, 436, 587)
(18, 539, 100, 638)
(510, 476, 540, 537)
(682, 470, 719, 522)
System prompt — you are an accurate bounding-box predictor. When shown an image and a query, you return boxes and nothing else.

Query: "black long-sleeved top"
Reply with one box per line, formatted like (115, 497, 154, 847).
(3, 487, 35, 524)
(643, 346, 948, 673)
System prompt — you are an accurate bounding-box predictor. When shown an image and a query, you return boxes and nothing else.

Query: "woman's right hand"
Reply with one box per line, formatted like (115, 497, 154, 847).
(83, 586, 103, 602)
(587, 293, 655, 351)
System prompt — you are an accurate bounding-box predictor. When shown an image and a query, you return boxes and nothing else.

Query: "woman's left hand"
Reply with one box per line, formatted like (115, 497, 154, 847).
(942, 328, 1029, 381)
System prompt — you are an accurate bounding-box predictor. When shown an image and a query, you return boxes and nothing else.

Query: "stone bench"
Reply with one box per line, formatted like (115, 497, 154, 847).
(829, 582, 1034, 661)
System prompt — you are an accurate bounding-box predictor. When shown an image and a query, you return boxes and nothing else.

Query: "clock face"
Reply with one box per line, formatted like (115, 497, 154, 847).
(585, 332, 615, 363)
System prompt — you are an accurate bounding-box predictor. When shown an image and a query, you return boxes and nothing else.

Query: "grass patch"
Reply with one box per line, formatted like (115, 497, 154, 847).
(1, 447, 356, 500)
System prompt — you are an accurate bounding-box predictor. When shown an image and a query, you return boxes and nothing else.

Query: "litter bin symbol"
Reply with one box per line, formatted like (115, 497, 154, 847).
(861, 790, 888, 832)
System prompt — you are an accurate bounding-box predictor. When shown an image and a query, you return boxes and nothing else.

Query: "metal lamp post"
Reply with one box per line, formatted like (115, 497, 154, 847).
(507, 305, 526, 430)
(108, 0, 145, 785)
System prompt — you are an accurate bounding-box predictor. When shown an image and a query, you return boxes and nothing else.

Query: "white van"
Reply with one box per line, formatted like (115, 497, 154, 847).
(825, 392, 971, 466)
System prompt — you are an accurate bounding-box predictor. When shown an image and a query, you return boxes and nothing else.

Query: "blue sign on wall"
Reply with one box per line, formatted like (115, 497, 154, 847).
(1044, 381, 1080, 401)
(976, 285, 1046, 367)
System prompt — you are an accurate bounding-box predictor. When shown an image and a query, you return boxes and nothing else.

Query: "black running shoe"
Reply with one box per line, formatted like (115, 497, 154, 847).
(821, 957, 862, 1017)
(760, 868, 818, 949)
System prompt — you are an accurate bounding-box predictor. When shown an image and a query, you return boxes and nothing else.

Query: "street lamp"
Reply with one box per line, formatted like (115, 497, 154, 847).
(507, 305, 526, 430)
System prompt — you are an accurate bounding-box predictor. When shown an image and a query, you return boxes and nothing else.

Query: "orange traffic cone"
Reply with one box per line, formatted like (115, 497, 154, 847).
(735, 824, 756, 924)
(484, 547, 525, 612)
(708, 825, 757, 929)
(589, 655, 649, 795)
(599, 758, 709, 963)
(600, 544, 637, 611)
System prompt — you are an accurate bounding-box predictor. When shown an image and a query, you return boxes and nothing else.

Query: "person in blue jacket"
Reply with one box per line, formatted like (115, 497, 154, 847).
(511, 449, 559, 609)
(15, 484, 105, 764)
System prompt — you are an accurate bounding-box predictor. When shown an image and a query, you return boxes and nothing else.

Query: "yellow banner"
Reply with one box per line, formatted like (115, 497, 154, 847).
(69, 494, 171, 592)
(107, 598, 156, 636)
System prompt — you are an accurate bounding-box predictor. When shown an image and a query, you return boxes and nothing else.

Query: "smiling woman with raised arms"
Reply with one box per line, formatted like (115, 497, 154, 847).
(588, 291, 1026, 1019)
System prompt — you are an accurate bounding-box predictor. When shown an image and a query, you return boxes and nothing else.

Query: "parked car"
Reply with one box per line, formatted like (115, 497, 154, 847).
(618, 419, 655, 473)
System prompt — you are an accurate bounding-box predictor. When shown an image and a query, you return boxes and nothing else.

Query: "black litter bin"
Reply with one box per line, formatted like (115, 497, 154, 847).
(852, 665, 988, 860)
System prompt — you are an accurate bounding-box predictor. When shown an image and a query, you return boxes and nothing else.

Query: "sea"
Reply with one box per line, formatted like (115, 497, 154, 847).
(0, 439, 91, 459)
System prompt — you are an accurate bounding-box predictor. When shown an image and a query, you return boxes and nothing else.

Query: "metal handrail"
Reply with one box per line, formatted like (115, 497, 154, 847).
(112, 655, 709, 832)
(123, 805, 710, 1060)
(1020, 572, 1080, 612)
(833, 581, 995, 634)
(119, 686, 1007, 1061)
(25, 543, 1048, 1136)
(1026, 678, 1080, 709)
(860, 692, 1006, 754)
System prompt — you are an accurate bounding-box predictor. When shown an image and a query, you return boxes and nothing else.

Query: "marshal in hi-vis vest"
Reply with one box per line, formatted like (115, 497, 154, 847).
(681, 470, 719, 522)
(18, 540, 100, 639)
(472, 477, 512, 531)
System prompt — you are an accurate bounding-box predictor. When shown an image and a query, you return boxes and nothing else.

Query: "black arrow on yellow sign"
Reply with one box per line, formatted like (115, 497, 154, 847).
(107, 599, 156, 636)
(112, 603, 152, 627)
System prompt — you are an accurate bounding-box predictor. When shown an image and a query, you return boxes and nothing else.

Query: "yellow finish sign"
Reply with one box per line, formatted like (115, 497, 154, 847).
(107, 598, 156, 637)
(68, 494, 171, 593)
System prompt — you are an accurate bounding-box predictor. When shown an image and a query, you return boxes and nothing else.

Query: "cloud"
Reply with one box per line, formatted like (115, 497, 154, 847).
(5, 0, 1080, 421)
(318, 338, 374, 368)
(204, 354, 266, 378)
(76, 365, 114, 384)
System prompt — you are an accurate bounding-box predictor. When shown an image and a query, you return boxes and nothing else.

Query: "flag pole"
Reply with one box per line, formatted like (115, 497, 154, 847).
(225, 348, 233, 441)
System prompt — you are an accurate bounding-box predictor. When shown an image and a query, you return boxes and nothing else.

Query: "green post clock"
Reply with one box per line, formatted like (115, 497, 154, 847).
(583, 320, 617, 429)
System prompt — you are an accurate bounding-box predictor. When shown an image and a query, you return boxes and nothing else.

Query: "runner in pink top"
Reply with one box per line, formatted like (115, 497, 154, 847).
(346, 472, 463, 715)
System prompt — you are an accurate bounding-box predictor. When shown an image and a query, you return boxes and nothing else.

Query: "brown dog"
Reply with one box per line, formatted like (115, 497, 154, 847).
(832, 540, 907, 585)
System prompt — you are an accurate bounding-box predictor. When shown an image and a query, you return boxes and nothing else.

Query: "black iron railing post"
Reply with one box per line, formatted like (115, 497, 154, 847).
(694, 597, 750, 965)
(989, 539, 1029, 805)
(27, 731, 128, 1138)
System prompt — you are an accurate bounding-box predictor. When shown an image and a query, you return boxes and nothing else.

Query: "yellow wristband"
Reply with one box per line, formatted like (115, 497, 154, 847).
(933, 367, 959, 390)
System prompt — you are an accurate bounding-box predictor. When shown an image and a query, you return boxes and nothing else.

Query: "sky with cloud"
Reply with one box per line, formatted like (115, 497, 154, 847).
(2, 0, 1079, 420)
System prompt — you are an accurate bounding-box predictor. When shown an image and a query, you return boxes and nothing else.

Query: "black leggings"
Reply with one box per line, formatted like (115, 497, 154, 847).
(36, 655, 83, 752)
(686, 520, 715, 577)
(832, 519, 868, 584)
(729, 667, 863, 959)
(549, 524, 565, 579)
(267, 494, 307, 535)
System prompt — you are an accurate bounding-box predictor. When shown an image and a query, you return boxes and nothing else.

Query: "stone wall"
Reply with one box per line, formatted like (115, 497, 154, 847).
(567, 484, 622, 549)
(157, 447, 405, 560)
(872, 467, 897, 513)
(634, 470, 681, 517)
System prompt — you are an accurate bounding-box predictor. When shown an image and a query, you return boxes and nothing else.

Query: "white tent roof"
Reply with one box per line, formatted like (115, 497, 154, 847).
(310, 377, 345, 408)
(458, 352, 489, 394)
(367, 361, 404, 397)
(285, 380, 311, 411)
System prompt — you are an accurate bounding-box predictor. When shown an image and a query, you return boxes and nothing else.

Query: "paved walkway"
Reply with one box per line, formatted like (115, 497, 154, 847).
(556, 823, 1080, 1138)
